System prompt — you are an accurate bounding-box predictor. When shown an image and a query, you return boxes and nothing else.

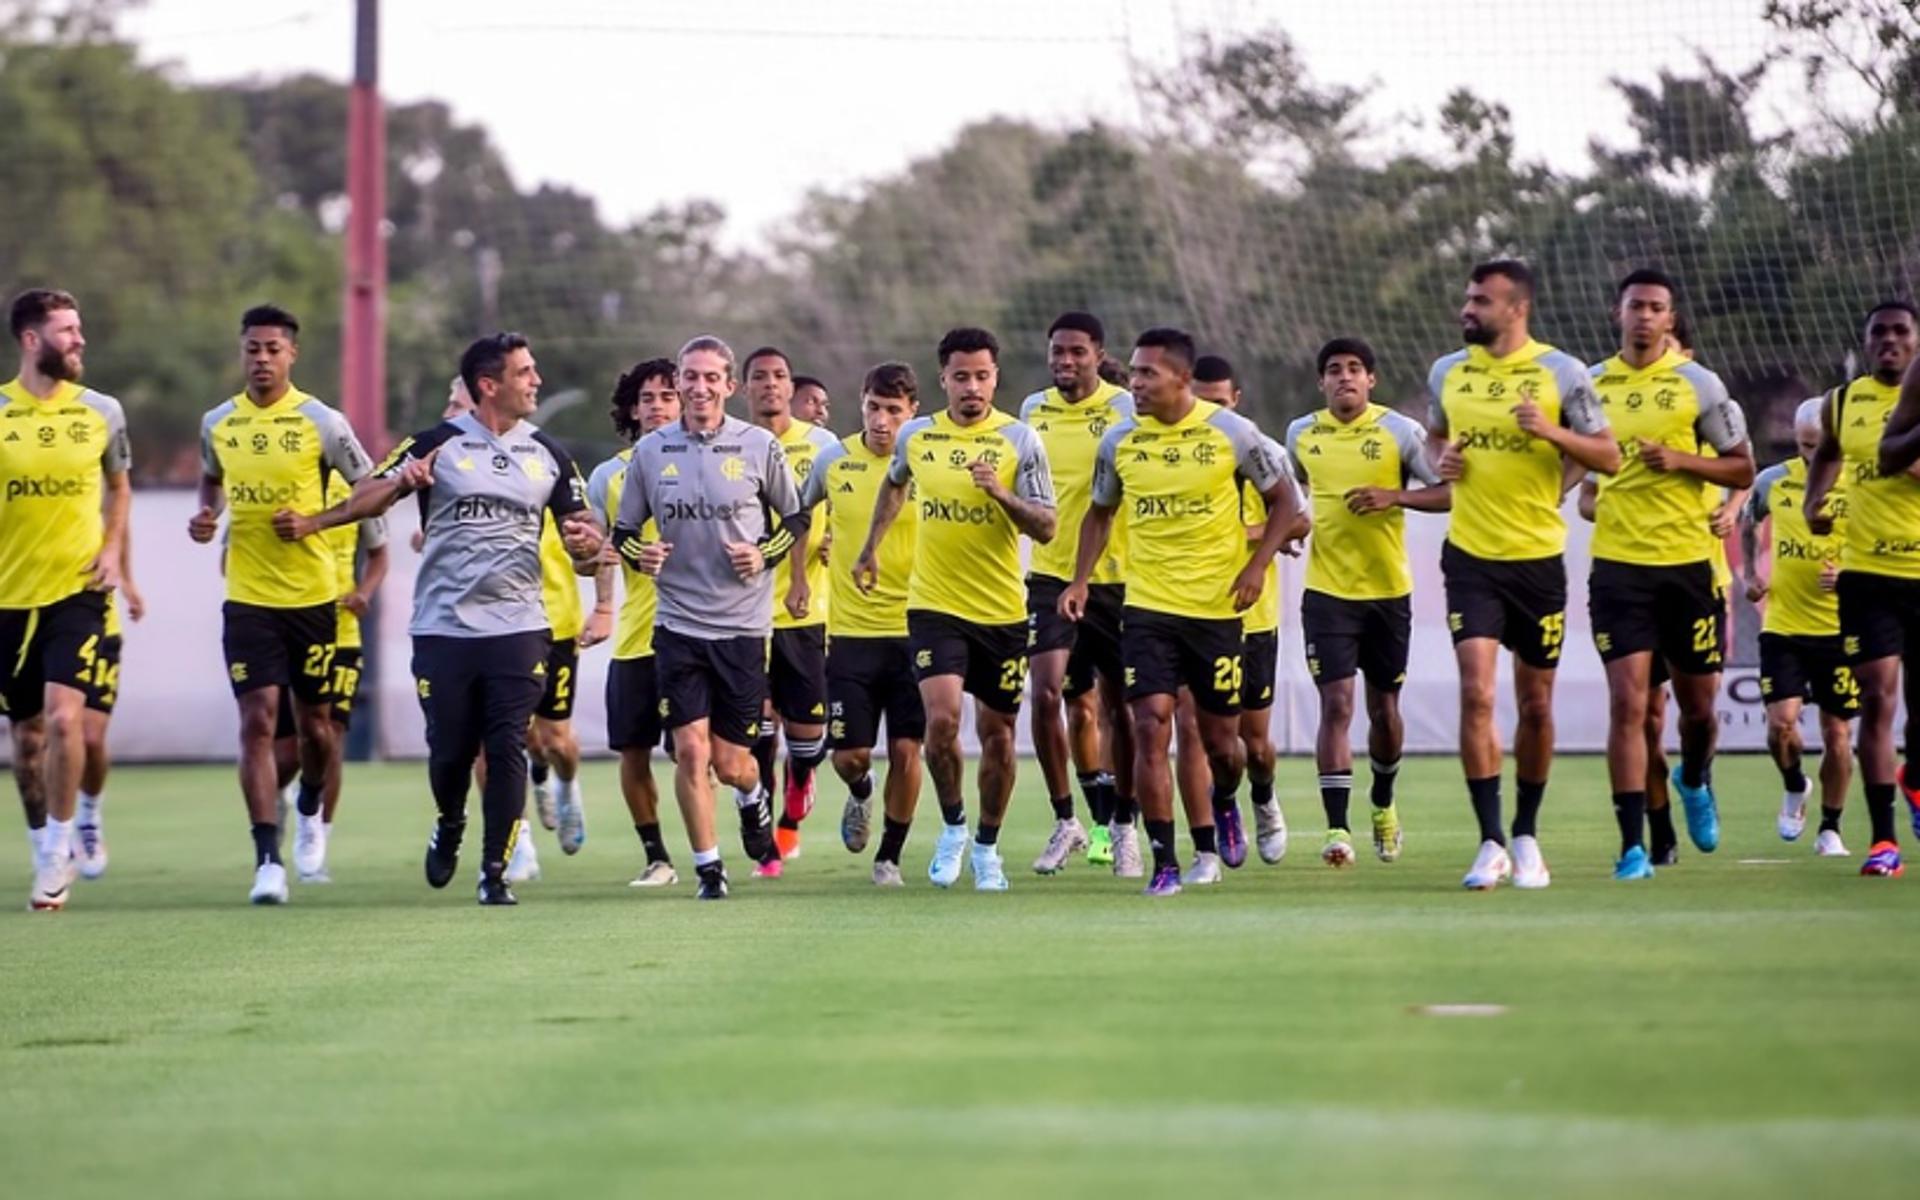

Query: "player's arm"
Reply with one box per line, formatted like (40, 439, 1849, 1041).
(1878, 356, 1920, 478)
(748, 440, 810, 578)
(273, 408, 379, 541)
(1641, 370, 1755, 488)
(975, 427, 1056, 543)
(116, 522, 144, 620)
(189, 411, 225, 543)
(1576, 476, 1597, 523)
(1349, 412, 1452, 514)
(1520, 372, 1619, 475)
(535, 437, 603, 570)
(610, 452, 665, 575)
(344, 517, 390, 619)
(784, 451, 834, 621)
(1231, 431, 1304, 611)
(856, 428, 920, 593)
(1739, 472, 1772, 602)
(1803, 391, 1844, 535)
(1058, 431, 1121, 620)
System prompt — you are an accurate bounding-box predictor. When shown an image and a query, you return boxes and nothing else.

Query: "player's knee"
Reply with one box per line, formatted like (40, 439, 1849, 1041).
(978, 716, 1015, 757)
(1321, 685, 1355, 726)
(1517, 690, 1554, 728)
(832, 748, 870, 780)
(924, 710, 961, 748)
(1364, 687, 1399, 727)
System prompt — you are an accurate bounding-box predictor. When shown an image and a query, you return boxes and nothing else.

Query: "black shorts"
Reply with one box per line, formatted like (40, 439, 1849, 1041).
(83, 633, 122, 715)
(1441, 542, 1568, 670)
(827, 635, 927, 749)
(907, 609, 1029, 715)
(1301, 590, 1412, 693)
(0, 591, 107, 722)
(605, 655, 665, 751)
(412, 632, 548, 765)
(1838, 570, 1920, 665)
(1759, 632, 1860, 719)
(1588, 558, 1723, 675)
(770, 625, 829, 725)
(1026, 577, 1125, 699)
(329, 647, 365, 729)
(1242, 628, 1279, 711)
(535, 637, 579, 721)
(656, 627, 768, 746)
(223, 600, 336, 703)
(1123, 606, 1244, 716)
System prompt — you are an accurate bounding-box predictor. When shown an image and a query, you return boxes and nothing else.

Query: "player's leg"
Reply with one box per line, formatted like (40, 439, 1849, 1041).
(620, 746, 674, 886)
(1766, 692, 1810, 840)
(1661, 568, 1725, 855)
(771, 627, 828, 859)
(1172, 690, 1214, 863)
(1130, 690, 1182, 895)
(74, 634, 118, 879)
(1096, 670, 1141, 875)
(607, 656, 674, 886)
(1602, 652, 1655, 875)
(1442, 544, 1512, 888)
(1183, 619, 1247, 886)
(707, 634, 776, 879)
(534, 637, 585, 854)
(1815, 705, 1853, 856)
(1236, 628, 1279, 867)
(1313, 675, 1358, 866)
(1644, 675, 1677, 864)
(1837, 574, 1903, 875)
(872, 734, 923, 886)
(416, 634, 486, 892)
(919, 671, 969, 887)
(1360, 598, 1410, 863)
(470, 634, 547, 904)
(1026, 644, 1085, 874)
(1509, 657, 1558, 888)
(963, 622, 1026, 891)
(11, 715, 48, 869)
(283, 609, 339, 884)
(322, 647, 363, 827)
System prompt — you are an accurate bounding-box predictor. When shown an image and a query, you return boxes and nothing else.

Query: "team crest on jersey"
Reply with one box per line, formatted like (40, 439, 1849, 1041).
(523, 458, 547, 481)
(280, 430, 303, 453)
(720, 456, 744, 481)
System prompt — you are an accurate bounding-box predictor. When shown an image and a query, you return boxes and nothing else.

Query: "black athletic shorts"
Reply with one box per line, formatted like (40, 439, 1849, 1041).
(1759, 632, 1860, 719)
(1242, 628, 1279, 711)
(1123, 606, 1244, 715)
(329, 647, 364, 729)
(770, 625, 829, 725)
(1588, 558, 1723, 675)
(656, 627, 768, 746)
(83, 632, 122, 715)
(412, 632, 548, 766)
(605, 654, 664, 751)
(1026, 576, 1125, 699)
(1441, 542, 1568, 670)
(222, 600, 336, 702)
(534, 637, 579, 721)
(828, 635, 927, 749)
(1302, 590, 1412, 692)
(0, 590, 107, 721)
(1838, 570, 1920, 665)
(907, 609, 1029, 715)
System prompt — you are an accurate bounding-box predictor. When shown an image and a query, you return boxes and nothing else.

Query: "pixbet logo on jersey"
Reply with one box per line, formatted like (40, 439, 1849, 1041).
(5, 474, 88, 501)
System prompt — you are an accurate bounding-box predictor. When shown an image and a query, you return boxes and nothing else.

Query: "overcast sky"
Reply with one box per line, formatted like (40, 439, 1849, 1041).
(125, 0, 1824, 244)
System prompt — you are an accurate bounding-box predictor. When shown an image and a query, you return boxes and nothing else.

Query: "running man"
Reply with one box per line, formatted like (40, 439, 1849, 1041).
(1742, 397, 1856, 857)
(793, 375, 832, 426)
(855, 327, 1056, 892)
(1285, 339, 1448, 868)
(1428, 260, 1619, 891)
(1062, 327, 1301, 896)
(794, 362, 926, 886)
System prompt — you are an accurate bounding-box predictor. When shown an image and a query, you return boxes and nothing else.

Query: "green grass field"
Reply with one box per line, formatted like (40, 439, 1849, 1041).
(2, 754, 1916, 1198)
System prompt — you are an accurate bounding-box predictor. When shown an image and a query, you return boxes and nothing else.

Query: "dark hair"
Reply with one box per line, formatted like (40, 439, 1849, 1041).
(610, 357, 676, 440)
(793, 374, 827, 395)
(1315, 337, 1377, 375)
(742, 346, 792, 376)
(239, 304, 300, 339)
(1615, 267, 1679, 303)
(1469, 259, 1536, 302)
(1096, 356, 1129, 386)
(459, 332, 531, 402)
(1670, 310, 1695, 351)
(1134, 326, 1196, 369)
(1047, 311, 1105, 347)
(1865, 300, 1920, 328)
(9, 288, 77, 339)
(863, 361, 917, 401)
(1193, 354, 1236, 385)
(937, 327, 1000, 366)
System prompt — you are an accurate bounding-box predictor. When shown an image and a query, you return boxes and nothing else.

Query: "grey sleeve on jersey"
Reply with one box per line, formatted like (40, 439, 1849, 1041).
(1009, 423, 1056, 507)
(614, 449, 651, 531)
(1284, 415, 1311, 486)
(1220, 410, 1287, 494)
(886, 420, 929, 487)
(1425, 355, 1459, 437)
(310, 404, 373, 483)
(198, 406, 226, 479)
(358, 512, 389, 552)
(586, 457, 618, 526)
(1744, 464, 1782, 523)
(1089, 425, 1126, 508)
(1549, 353, 1608, 435)
(1680, 363, 1749, 452)
(762, 436, 803, 519)
(1384, 410, 1443, 486)
(1017, 391, 1045, 422)
(84, 392, 131, 474)
(798, 441, 845, 510)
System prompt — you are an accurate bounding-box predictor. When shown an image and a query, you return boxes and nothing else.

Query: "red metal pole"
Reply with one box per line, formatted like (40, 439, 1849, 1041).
(343, 0, 387, 453)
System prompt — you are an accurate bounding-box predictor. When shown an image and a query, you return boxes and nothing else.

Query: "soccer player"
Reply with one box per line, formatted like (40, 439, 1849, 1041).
(1806, 300, 1920, 878)
(2, 288, 130, 911)
(66, 533, 141, 882)
(1428, 260, 1619, 891)
(1284, 339, 1448, 868)
(744, 346, 837, 870)
(586, 357, 683, 887)
(1063, 327, 1300, 896)
(612, 334, 807, 900)
(1586, 269, 1753, 881)
(1021, 312, 1138, 875)
(1742, 397, 1855, 857)
(855, 327, 1056, 892)
(793, 375, 831, 426)
(300, 333, 602, 904)
(794, 362, 926, 886)
(191, 304, 370, 905)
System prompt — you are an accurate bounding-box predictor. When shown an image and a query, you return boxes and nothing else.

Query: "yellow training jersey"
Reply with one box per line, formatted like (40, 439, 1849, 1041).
(539, 513, 586, 642)
(1833, 374, 1920, 580)
(587, 448, 658, 661)
(1589, 351, 1747, 566)
(0, 378, 130, 609)
(329, 508, 389, 649)
(773, 418, 838, 630)
(1240, 480, 1280, 634)
(1020, 382, 1134, 584)
(199, 387, 371, 609)
(1745, 456, 1846, 637)
(1286, 403, 1440, 602)
(888, 408, 1055, 626)
(800, 433, 916, 638)
(1091, 399, 1290, 621)
(1428, 340, 1605, 561)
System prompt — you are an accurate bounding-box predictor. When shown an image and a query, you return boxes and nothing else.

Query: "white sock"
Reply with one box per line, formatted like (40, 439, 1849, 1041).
(45, 818, 74, 862)
(26, 825, 46, 865)
(77, 790, 102, 825)
(692, 845, 721, 867)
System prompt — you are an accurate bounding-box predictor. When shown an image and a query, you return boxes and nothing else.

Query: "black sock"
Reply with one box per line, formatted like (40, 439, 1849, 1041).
(1211, 781, 1238, 815)
(787, 733, 826, 790)
(1049, 794, 1075, 822)
(1191, 825, 1217, 855)
(636, 822, 669, 865)
(1145, 818, 1178, 870)
(876, 817, 910, 864)
(1320, 772, 1353, 831)
(1369, 756, 1400, 808)
(295, 779, 323, 818)
(940, 800, 966, 827)
(975, 821, 999, 847)
(752, 730, 777, 797)
(1512, 778, 1546, 840)
(251, 822, 282, 866)
(1819, 805, 1844, 834)
(1649, 804, 1677, 850)
(1865, 782, 1897, 845)
(1781, 762, 1809, 793)
(1076, 771, 1104, 826)
(1614, 790, 1648, 853)
(849, 772, 874, 801)
(1111, 792, 1137, 825)
(1680, 755, 1709, 790)
(1250, 771, 1275, 806)
(777, 814, 800, 831)
(1468, 776, 1504, 845)
(529, 758, 550, 786)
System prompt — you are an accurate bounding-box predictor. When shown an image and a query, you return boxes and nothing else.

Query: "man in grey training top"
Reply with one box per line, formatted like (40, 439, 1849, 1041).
(612, 334, 810, 900)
